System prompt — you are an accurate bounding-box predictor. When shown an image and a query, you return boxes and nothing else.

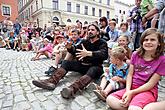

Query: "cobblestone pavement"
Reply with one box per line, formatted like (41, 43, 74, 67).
(0, 48, 164, 110)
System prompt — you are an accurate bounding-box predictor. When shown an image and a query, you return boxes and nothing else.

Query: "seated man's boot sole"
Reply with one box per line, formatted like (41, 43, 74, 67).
(61, 88, 72, 99)
(32, 80, 55, 90)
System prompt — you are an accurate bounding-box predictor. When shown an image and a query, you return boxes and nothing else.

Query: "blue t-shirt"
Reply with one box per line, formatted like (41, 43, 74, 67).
(106, 63, 129, 81)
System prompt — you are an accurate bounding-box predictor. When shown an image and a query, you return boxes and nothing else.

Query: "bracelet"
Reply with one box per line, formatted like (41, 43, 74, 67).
(144, 16, 148, 21)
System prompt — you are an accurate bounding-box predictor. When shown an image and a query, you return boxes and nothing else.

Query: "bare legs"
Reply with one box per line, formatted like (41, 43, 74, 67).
(31, 51, 50, 61)
(143, 101, 165, 110)
(106, 95, 128, 110)
(54, 52, 62, 68)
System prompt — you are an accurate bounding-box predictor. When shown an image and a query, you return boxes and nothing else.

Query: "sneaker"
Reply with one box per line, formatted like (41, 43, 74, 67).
(93, 90, 106, 101)
(6, 47, 11, 50)
(17, 48, 20, 52)
(45, 66, 57, 76)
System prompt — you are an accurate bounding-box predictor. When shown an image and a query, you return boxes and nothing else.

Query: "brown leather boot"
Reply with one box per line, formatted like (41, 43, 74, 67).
(61, 75, 92, 99)
(32, 68, 66, 90)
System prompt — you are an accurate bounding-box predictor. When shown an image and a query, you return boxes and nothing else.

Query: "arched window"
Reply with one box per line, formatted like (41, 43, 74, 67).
(53, 17, 59, 22)
(67, 19, 71, 22)
(53, 17, 59, 25)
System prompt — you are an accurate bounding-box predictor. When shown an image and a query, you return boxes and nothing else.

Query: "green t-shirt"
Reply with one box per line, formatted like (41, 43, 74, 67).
(141, 0, 154, 16)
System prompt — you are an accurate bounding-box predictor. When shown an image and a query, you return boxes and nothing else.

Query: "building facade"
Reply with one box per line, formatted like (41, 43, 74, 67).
(18, 0, 115, 27)
(0, 0, 18, 22)
(114, 0, 133, 25)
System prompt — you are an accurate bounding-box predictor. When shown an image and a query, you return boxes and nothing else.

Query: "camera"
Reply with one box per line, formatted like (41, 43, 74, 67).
(132, 9, 142, 22)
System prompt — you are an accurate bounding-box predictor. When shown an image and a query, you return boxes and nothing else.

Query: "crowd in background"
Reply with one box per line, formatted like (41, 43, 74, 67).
(0, 0, 164, 109)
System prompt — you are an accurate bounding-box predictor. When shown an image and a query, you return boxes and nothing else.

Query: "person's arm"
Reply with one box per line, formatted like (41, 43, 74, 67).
(131, 73, 160, 95)
(76, 44, 93, 61)
(121, 72, 160, 108)
(125, 64, 134, 91)
(112, 76, 127, 84)
(142, 8, 159, 25)
(2, 40, 6, 47)
(38, 43, 51, 52)
(120, 64, 134, 107)
(67, 40, 83, 55)
(53, 44, 60, 53)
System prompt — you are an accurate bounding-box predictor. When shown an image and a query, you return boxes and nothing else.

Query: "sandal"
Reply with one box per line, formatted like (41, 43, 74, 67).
(89, 82, 102, 90)
(31, 57, 36, 61)
(93, 90, 106, 101)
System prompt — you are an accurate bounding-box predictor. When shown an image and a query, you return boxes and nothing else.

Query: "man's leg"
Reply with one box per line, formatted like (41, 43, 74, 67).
(134, 33, 142, 50)
(32, 60, 82, 90)
(32, 67, 67, 90)
(61, 66, 103, 99)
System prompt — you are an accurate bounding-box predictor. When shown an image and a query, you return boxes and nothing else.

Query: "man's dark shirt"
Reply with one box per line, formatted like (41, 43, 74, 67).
(67, 38, 108, 66)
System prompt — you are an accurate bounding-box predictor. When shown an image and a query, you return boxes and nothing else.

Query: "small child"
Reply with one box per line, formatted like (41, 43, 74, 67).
(0, 35, 6, 48)
(112, 35, 132, 64)
(52, 34, 67, 68)
(20, 30, 29, 51)
(31, 38, 53, 61)
(30, 33, 43, 52)
(92, 47, 129, 101)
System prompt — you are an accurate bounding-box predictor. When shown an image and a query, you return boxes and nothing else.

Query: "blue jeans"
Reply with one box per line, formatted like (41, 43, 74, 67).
(134, 33, 142, 50)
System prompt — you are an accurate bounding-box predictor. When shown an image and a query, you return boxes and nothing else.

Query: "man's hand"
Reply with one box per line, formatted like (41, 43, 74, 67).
(142, 17, 147, 26)
(100, 29, 106, 34)
(65, 41, 73, 49)
(76, 44, 92, 61)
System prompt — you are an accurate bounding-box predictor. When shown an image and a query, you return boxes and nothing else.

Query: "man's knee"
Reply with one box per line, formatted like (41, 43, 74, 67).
(61, 60, 71, 70)
(86, 66, 103, 79)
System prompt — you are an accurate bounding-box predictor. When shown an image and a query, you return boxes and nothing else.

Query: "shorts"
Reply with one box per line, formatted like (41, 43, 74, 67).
(110, 85, 158, 108)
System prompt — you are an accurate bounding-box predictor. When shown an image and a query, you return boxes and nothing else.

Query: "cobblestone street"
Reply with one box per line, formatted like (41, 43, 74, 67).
(0, 48, 108, 110)
(0, 48, 164, 110)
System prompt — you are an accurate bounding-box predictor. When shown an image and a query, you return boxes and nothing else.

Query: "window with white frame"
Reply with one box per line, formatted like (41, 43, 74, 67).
(21, 0, 23, 7)
(2, 5, 11, 16)
(84, 6, 88, 15)
(28, 8, 30, 18)
(67, 2, 71, 12)
(107, 11, 110, 19)
(31, 5, 33, 13)
(52, 0, 58, 10)
(36, 0, 38, 10)
(76, 4, 80, 14)
(99, 9, 102, 17)
(92, 7, 95, 16)
(107, 0, 110, 5)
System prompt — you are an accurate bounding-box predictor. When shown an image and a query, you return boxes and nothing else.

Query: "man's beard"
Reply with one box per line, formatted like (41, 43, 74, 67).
(88, 33, 97, 39)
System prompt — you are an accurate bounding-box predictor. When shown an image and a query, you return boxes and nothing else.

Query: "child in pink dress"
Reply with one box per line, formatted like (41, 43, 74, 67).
(31, 38, 53, 61)
(106, 28, 165, 110)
